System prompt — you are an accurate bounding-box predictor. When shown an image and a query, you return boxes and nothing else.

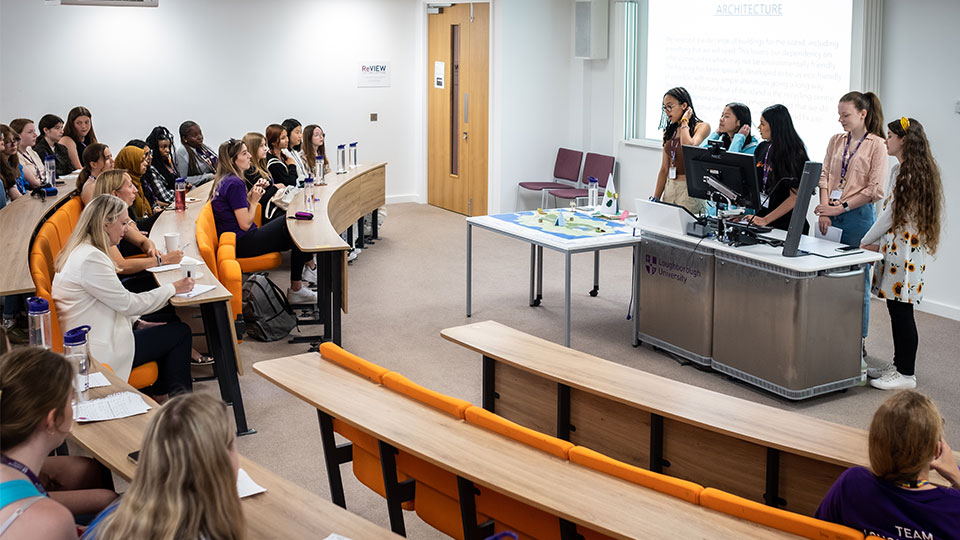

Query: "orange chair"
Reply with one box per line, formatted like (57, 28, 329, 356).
(699, 488, 865, 540)
(568, 446, 703, 504)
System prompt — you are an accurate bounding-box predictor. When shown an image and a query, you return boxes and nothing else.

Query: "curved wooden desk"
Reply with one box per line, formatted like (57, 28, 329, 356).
(0, 186, 74, 295)
(286, 162, 387, 344)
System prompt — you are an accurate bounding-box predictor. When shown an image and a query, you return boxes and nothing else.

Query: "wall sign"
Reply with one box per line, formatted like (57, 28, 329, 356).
(434, 61, 445, 89)
(358, 62, 391, 88)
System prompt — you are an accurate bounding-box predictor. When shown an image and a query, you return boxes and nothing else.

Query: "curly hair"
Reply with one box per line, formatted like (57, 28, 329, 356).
(886, 118, 943, 253)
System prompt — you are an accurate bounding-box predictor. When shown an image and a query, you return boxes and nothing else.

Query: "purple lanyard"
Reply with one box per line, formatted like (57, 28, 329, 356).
(761, 145, 772, 190)
(0, 455, 48, 496)
(668, 136, 680, 166)
(839, 132, 867, 185)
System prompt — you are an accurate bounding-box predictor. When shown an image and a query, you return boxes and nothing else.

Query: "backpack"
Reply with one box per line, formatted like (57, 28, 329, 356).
(241, 273, 297, 341)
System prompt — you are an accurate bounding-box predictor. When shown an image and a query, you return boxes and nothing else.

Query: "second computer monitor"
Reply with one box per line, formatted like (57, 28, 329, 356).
(683, 144, 762, 212)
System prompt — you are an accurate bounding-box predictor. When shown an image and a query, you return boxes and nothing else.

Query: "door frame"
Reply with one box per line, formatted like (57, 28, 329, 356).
(419, 0, 498, 214)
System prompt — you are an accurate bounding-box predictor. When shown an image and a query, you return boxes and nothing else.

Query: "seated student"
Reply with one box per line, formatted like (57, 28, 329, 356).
(76, 144, 114, 205)
(652, 87, 711, 214)
(242, 132, 282, 220)
(10, 118, 47, 188)
(144, 126, 178, 200)
(0, 124, 29, 202)
(281, 118, 309, 180)
(744, 104, 810, 232)
(61, 106, 98, 171)
(265, 124, 299, 187)
(33, 114, 75, 178)
(175, 121, 217, 186)
(816, 390, 960, 539)
(80, 393, 244, 540)
(52, 195, 194, 401)
(0, 129, 7, 210)
(700, 103, 759, 154)
(208, 139, 317, 303)
(114, 145, 161, 232)
(0, 346, 119, 540)
(302, 124, 331, 176)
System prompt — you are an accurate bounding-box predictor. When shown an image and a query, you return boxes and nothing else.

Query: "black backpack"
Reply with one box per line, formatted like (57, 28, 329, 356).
(241, 273, 297, 341)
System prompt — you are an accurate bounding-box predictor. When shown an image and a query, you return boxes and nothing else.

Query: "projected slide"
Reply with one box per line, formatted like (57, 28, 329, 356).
(644, 0, 852, 159)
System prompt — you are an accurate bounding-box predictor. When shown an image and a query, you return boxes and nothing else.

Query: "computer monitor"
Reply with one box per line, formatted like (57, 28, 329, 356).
(683, 142, 762, 212)
(782, 161, 823, 257)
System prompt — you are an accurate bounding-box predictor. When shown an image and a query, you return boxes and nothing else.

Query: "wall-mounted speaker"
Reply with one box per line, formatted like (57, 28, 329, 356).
(575, 0, 608, 60)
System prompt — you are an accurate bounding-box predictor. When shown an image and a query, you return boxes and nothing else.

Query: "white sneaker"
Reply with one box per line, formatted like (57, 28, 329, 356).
(287, 286, 317, 305)
(347, 248, 359, 262)
(301, 264, 318, 284)
(866, 362, 895, 379)
(869, 371, 916, 390)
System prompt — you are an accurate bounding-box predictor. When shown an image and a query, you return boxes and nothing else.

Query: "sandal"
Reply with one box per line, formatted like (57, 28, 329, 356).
(191, 354, 215, 366)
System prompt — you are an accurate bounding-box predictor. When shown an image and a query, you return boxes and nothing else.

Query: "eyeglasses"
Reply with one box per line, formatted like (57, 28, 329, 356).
(662, 103, 678, 112)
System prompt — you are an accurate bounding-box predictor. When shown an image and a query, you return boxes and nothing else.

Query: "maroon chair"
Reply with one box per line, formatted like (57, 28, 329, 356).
(516, 147, 583, 209)
(548, 152, 616, 207)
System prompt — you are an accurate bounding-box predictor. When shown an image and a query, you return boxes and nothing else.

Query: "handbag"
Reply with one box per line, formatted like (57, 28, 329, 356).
(264, 185, 301, 220)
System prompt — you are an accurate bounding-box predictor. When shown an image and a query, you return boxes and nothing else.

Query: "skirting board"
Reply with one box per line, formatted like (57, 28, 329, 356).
(385, 194, 420, 205)
(915, 299, 960, 322)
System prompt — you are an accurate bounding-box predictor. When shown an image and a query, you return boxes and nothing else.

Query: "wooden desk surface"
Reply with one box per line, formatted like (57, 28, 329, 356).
(71, 363, 400, 539)
(148, 183, 232, 306)
(440, 320, 960, 479)
(286, 162, 386, 252)
(254, 353, 799, 539)
(0, 186, 74, 295)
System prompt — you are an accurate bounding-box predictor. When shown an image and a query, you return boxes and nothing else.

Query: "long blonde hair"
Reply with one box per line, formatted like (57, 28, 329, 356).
(93, 393, 244, 540)
(207, 139, 248, 202)
(242, 132, 270, 186)
(93, 169, 129, 199)
(55, 194, 127, 272)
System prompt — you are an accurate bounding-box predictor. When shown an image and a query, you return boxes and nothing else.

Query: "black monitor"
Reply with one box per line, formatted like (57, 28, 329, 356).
(683, 142, 762, 212)
(782, 161, 823, 257)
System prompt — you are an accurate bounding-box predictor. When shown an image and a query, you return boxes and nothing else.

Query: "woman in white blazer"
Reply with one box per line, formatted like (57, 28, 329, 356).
(52, 194, 194, 399)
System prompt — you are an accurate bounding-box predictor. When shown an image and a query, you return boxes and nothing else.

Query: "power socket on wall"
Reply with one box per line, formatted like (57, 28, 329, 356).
(370, 113, 378, 122)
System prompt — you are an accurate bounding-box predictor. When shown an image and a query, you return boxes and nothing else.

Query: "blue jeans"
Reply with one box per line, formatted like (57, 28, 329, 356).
(2, 294, 27, 320)
(831, 204, 876, 338)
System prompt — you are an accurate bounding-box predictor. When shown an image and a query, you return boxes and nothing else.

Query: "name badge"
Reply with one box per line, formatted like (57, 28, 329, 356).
(668, 167, 677, 179)
(761, 198, 770, 209)
(830, 189, 842, 201)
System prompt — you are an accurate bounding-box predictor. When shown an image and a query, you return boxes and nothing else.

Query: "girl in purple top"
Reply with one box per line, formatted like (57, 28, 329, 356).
(816, 390, 960, 539)
(208, 139, 318, 304)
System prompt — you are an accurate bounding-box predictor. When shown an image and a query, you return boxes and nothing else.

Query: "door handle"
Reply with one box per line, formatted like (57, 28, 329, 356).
(464, 93, 469, 123)
(463, 131, 468, 140)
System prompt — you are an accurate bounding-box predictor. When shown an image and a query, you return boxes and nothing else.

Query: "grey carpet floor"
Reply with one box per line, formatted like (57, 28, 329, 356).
(186, 202, 959, 538)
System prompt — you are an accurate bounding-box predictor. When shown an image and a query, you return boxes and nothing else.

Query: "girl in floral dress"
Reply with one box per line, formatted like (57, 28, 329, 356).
(861, 117, 944, 390)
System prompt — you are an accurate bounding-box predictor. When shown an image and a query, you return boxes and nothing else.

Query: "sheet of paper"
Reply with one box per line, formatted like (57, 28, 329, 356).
(85, 372, 110, 388)
(74, 392, 151, 422)
(813, 225, 842, 243)
(146, 256, 203, 273)
(323, 535, 353, 540)
(176, 284, 216, 298)
(236, 468, 266, 498)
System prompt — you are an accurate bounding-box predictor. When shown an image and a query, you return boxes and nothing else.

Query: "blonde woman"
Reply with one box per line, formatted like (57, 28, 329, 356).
(1, 347, 117, 539)
(52, 195, 194, 399)
(816, 390, 960, 537)
(241, 132, 273, 189)
(81, 393, 244, 540)
(302, 124, 331, 175)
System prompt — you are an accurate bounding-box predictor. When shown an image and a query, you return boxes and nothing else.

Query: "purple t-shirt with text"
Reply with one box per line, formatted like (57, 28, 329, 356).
(211, 175, 256, 239)
(815, 466, 960, 540)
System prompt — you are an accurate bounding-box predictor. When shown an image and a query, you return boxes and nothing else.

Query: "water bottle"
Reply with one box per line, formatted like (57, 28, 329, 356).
(63, 325, 91, 403)
(316, 155, 326, 185)
(349, 142, 358, 168)
(174, 177, 187, 212)
(587, 176, 599, 208)
(336, 144, 347, 174)
(26, 296, 52, 349)
(44, 155, 56, 184)
(304, 176, 315, 212)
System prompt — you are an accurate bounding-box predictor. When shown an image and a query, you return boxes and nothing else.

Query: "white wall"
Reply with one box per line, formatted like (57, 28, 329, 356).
(0, 0, 422, 203)
(515, 0, 959, 320)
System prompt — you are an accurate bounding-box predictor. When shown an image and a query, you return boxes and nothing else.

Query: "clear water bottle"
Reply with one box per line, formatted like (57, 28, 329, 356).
(303, 176, 315, 212)
(174, 177, 187, 212)
(348, 142, 358, 168)
(44, 155, 56, 185)
(336, 144, 347, 174)
(587, 176, 599, 208)
(63, 325, 91, 403)
(316, 155, 326, 185)
(26, 296, 52, 349)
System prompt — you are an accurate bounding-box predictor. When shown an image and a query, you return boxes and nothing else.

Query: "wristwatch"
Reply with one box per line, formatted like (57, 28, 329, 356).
(841, 201, 850, 212)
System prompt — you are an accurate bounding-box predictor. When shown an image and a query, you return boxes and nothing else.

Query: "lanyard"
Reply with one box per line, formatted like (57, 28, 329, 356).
(19, 150, 42, 178)
(668, 135, 680, 167)
(0, 455, 48, 496)
(196, 145, 218, 169)
(760, 145, 772, 190)
(839, 132, 867, 186)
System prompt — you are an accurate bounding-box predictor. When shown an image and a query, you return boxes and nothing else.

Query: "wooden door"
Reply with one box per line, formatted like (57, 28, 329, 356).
(427, 2, 489, 216)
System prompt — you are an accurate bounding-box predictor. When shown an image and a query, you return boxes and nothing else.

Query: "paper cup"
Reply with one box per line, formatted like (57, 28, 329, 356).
(180, 260, 201, 279)
(164, 232, 180, 254)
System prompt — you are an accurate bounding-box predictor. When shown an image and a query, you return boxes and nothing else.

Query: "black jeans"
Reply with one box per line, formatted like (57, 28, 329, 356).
(886, 299, 918, 376)
(236, 217, 310, 282)
(132, 321, 193, 395)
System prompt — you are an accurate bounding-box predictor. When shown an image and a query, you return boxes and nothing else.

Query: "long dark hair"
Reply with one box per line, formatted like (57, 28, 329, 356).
(760, 104, 809, 190)
(886, 118, 943, 253)
(281, 118, 302, 152)
(146, 126, 175, 171)
(840, 91, 884, 138)
(720, 102, 752, 150)
(64, 106, 97, 146)
(0, 124, 20, 190)
(179, 121, 203, 176)
(38, 114, 64, 140)
(76, 143, 109, 193)
(661, 87, 702, 143)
